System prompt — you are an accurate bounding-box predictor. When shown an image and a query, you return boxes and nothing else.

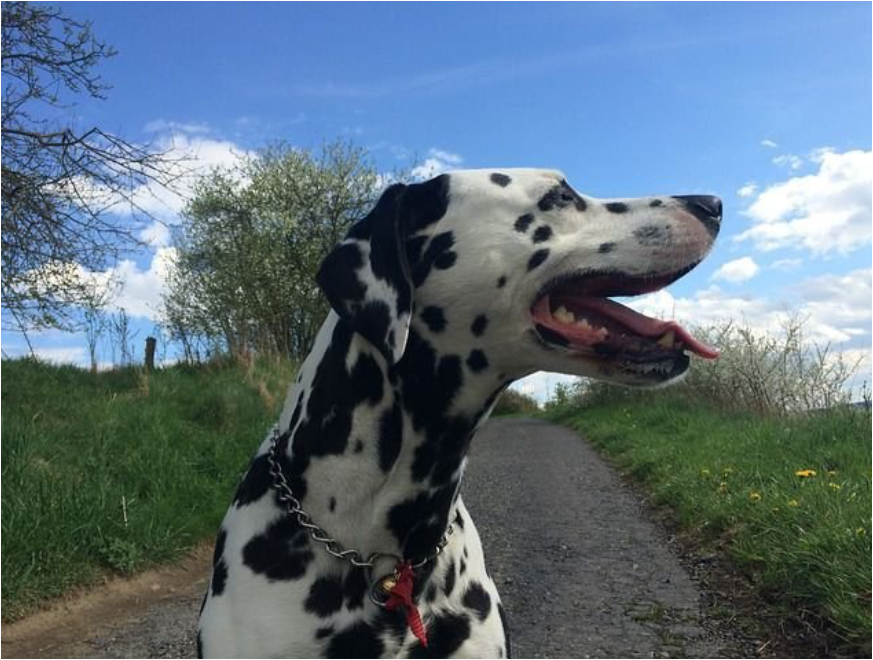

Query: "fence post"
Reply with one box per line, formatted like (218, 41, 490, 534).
(144, 336, 157, 372)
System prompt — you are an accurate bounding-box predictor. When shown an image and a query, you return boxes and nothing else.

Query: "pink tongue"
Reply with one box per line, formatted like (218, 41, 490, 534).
(534, 295, 720, 359)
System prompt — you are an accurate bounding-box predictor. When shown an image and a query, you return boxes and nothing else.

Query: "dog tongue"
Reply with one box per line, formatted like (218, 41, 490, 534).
(535, 295, 719, 359)
(578, 297, 718, 358)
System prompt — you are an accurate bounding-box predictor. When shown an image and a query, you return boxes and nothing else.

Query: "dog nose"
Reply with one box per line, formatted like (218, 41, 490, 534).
(672, 195, 722, 239)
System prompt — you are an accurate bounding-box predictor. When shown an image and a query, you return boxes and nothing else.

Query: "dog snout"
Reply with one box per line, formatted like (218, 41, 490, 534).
(672, 195, 722, 239)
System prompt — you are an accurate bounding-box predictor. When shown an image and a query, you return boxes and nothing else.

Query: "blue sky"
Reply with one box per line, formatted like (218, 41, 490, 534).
(4, 2, 871, 399)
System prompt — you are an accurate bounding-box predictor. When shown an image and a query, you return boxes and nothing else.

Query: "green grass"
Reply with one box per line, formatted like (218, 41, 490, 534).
(546, 394, 872, 653)
(1, 356, 295, 621)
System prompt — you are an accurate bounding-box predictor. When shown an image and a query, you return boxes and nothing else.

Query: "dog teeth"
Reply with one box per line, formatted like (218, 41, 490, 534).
(554, 306, 576, 324)
(656, 330, 675, 348)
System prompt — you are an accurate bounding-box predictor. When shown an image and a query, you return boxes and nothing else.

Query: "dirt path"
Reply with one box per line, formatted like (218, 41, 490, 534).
(3, 418, 760, 658)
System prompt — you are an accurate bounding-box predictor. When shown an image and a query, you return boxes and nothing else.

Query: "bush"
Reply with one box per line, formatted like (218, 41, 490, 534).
(493, 388, 540, 416)
(549, 315, 867, 417)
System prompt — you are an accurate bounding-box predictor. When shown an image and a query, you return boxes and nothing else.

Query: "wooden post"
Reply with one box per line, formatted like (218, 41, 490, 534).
(144, 336, 157, 372)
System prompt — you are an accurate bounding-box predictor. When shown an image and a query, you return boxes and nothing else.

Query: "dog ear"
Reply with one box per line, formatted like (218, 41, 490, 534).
(317, 183, 414, 364)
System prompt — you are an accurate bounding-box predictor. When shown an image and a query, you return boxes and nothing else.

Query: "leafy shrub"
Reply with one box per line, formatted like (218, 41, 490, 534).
(493, 388, 540, 416)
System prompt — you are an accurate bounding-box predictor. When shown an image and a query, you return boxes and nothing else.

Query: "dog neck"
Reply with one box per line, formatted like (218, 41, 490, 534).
(276, 312, 508, 564)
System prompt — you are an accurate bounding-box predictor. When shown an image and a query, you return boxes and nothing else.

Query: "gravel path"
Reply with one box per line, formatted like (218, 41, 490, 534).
(3, 417, 754, 658)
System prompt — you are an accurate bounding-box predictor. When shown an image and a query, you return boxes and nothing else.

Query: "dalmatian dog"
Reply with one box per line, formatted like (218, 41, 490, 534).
(197, 169, 721, 658)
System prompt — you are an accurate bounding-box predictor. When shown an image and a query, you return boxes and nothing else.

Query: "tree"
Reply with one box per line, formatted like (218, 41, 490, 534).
(163, 141, 382, 361)
(1, 2, 178, 335)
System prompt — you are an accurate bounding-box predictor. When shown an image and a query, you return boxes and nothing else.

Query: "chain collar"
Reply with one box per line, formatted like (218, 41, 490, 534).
(267, 428, 453, 570)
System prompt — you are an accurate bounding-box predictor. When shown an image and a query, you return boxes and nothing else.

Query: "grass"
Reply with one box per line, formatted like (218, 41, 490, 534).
(1, 356, 295, 621)
(546, 392, 871, 654)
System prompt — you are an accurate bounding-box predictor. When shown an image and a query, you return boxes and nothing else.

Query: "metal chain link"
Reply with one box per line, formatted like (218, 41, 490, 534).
(267, 428, 453, 570)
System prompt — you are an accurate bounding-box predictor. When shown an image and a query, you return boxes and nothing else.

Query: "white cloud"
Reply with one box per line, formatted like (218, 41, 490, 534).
(98, 131, 250, 246)
(772, 154, 803, 170)
(737, 183, 758, 198)
(761, 139, 778, 148)
(144, 118, 211, 135)
(770, 258, 802, 271)
(411, 148, 463, 179)
(629, 268, 871, 353)
(737, 149, 872, 254)
(711, 257, 760, 283)
(103, 247, 178, 320)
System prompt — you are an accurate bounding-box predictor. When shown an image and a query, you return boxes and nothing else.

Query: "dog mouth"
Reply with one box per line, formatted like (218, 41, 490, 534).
(530, 269, 719, 364)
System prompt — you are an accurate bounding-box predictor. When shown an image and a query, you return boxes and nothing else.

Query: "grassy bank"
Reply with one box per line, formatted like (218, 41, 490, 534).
(546, 392, 871, 653)
(1, 357, 295, 621)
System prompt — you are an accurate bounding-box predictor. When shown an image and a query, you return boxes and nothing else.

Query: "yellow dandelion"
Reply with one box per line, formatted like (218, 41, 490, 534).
(718, 482, 728, 493)
(795, 469, 817, 478)
(749, 491, 761, 502)
(787, 499, 800, 507)
(829, 483, 842, 491)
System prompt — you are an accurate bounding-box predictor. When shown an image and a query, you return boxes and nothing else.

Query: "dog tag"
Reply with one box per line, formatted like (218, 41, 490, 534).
(369, 573, 397, 607)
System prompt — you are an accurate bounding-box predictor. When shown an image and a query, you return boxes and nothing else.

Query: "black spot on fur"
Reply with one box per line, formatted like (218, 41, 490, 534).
(467, 349, 489, 373)
(211, 560, 227, 597)
(538, 182, 586, 212)
(378, 401, 403, 472)
(421, 306, 447, 333)
(497, 275, 507, 288)
(351, 352, 384, 406)
(232, 454, 272, 507)
(463, 582, 492, 621)
(354, 301, 394, 358)
(326, 621, 385, 658)
(527, 249, 549, 271)
(407, 612, 471, 658)
(316, 626, 334, 640)
(649, 199, 663, 208)
(318, 243, 366, 301)
(532, 225, 553, 243)
(388, 482, 459, 559)
(212, 529, 226, 566)
(305, 576, 345, 617)
(426, 582, 438, 602)
(211, 530, 228, 596)
(598, 242, 616, 254)
(354, 439, 364, 453)
(605, 201, 629, 214)
(471, 314, 488, 337)
(242, 516, 313, 581)
(537, 186, 564, 212)
(460, 558, 467, 575)
(344, 569, 369, 610)
(454, 509, 465, 529)
(405, 174, 450, 233)
(514, 214, 534, 233)
(412, 231, 456, 287)
(490, 172, 511, 187)
(444, 559, 457, 597)
(498, 603, 512, 657)
(196, 631, 203, 658)
(434, 250, 457, 270)
(329, 497, 337, 512)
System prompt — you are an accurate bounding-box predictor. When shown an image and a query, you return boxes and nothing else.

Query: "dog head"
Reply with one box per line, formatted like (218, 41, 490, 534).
(318, 169, 720, 386)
